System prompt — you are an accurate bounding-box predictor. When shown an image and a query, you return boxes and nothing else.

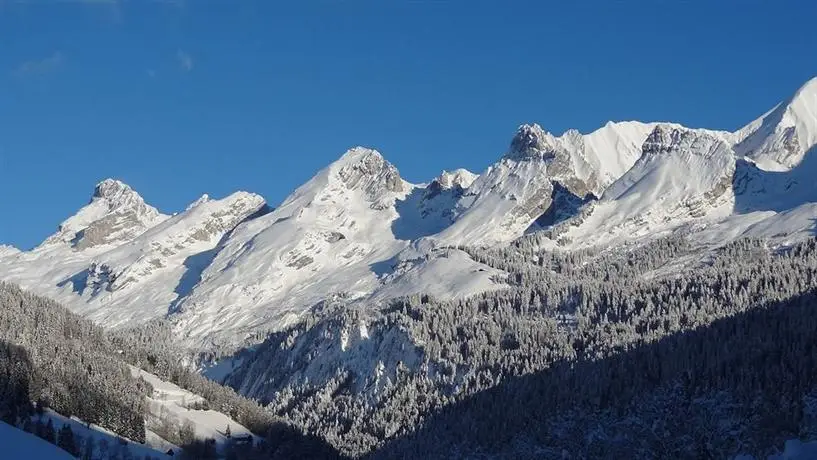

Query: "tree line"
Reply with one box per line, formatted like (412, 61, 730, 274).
(225, 236, 817, 458)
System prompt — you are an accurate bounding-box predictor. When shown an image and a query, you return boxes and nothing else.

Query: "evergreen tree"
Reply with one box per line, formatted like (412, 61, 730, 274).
(57, 424, 79, 456)
(42, 418, 56, 444)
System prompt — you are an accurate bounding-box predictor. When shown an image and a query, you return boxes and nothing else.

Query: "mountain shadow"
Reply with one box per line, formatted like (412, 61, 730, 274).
(391, 186, 461, 241)
(526, 182, 596, 234)
(0, 340, 34, 424)
(167, 204, 273, 315)
(370, 289, 817, 459)
(56, 270, 90, 296)
(178, 420, 347, 460)
(733, 146, 817, 214)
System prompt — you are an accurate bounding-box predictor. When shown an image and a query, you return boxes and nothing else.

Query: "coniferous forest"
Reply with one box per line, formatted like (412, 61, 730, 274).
(4, 236, 817, 459)
(225, 237, 817, 459)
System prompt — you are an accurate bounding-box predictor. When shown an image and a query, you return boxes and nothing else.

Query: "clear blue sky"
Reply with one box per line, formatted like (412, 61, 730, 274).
(1, 1, 815, 249)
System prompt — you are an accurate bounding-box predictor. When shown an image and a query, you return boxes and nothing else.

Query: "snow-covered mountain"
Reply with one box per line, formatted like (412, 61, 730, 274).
(168, 148, 503, 351)
(545, 126, 738, 247)
(735, 77, 817, 170)
(545, 77, 817, 250)
(40, 178, 168, 250)
(0, 183, 267, 329)
(1, 76, 817, 354)
(434, 121, 662, 245)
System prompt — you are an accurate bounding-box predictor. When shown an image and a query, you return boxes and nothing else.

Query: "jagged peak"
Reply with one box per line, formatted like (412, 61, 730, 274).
(90, 178, 152, 212)
(93, 178, 134, 200)
(336, 146, 384, 164)
(35, 178, 165, 250)
(506, 123, 561, 161)
(333, 146, 404, 195)
(433, 168, 478, 190)
(642, 125, 683, 154)
(642, 125, 731, 159)
(562, 128, 583, 142)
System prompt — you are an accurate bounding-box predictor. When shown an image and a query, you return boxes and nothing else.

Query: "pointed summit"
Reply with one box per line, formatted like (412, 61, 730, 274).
(641, 125, 682, 155)
(735, 76, 817, 170)
(38, 178, 166, 250)
(87, 178, 157, 214)
(333, 147, 405, 197)
(506, 124, 560, 161)
(93, 178, 132, 199)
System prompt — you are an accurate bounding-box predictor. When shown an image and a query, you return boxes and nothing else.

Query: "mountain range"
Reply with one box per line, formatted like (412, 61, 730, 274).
(1, 76, 816, 356)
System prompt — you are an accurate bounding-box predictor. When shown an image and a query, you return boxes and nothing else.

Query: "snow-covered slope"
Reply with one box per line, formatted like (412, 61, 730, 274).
(8, 366, 261, 459)
(0, 181, 267, 329)
(436, 121, 662, 245)
(168, 148, 501, 350)
(42, 408, 174, 458)
(735, 77, 817, 170)
(543, 78, 817, 251)
(132, 366, 260, 449)
(549, 126, 737, 247)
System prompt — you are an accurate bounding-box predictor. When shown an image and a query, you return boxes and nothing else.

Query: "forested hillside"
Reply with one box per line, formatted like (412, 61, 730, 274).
(0, 282, 147, 441)
(0, 282, 344, 459)
(8, 236, 816, 459)
(225, 237, 817, 459)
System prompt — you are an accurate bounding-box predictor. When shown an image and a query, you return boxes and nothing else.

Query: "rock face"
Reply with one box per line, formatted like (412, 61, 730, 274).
(431, 169, 478, 191)
(1, 77, 817, 354)
(41, 179, 167, 250)
(337, 147, 404, 202)
(507, 123, 561, 161)
(434, 121, 659, 245)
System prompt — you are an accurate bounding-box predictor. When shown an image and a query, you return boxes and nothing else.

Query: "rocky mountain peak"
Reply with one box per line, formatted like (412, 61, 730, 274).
(38, 179, 165, 250)
(335, 147, 404, 198)
(642, 126, 731, 160)
(642, 125, 683, 155)
(506, 123, 560, 161)
(431, 169, 477, 191)
(93, 178, 132, 199)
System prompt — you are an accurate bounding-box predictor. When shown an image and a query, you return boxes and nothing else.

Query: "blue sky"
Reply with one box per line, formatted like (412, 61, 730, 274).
(1, 1, 815, 249)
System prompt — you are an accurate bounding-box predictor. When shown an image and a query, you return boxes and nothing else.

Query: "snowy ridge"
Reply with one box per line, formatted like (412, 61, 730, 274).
(167, 147, 416, 348)
(548, 77, 817, 250)
(1, 76, 817, 354)
(0, 184, 267, 330)
(552, 126, 736, 248)
(435, 120, 662, 245)
(432, 168, 478, 190)
(0, 244, 19, 257)
(736, 77, 817, 170)
(167, 148, 501, 350)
